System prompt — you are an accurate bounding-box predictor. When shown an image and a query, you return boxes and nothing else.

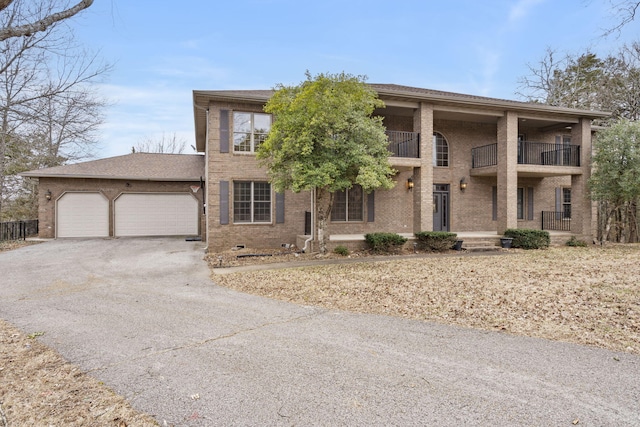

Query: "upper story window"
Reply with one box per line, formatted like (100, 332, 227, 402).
(233, 112, 271, 153)
(331, 185, 364, 222)
(433, 132, 449, 167)
(233, 181, 271, 223)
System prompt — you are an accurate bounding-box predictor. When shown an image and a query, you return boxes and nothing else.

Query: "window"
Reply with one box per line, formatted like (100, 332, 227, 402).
(332, 185, 363, 222)
(233, 181, 271, 223)
(562, 188, 571, 219)
(233, 112, 271, 153)
(433, 132, 449, 167)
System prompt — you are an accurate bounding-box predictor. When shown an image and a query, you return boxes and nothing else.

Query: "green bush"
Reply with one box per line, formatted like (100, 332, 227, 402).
(503, 229, 550, 249)
(364, 232, 408, 253)
(333, 245, 349, 256)
(566, 236, 588, 247)
(414, 231, 458, 251)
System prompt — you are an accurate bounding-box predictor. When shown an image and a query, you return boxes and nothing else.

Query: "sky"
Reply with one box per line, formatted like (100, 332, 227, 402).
(68, 0, 640, 159)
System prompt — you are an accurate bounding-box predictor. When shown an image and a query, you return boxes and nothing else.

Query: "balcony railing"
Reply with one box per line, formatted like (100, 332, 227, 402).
(472, 141, 581, 168)
(386, 131, 419, 158)
(518, 141, 580, 166)
(471, 143, 498, 168)
(541, 211, 571, 231)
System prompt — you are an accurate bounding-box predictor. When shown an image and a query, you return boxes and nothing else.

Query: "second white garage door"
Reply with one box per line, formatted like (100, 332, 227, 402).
(114, 193, 199, 237)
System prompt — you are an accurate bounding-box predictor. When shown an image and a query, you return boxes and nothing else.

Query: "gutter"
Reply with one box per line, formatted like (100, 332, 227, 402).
(302, 188, 315, 253)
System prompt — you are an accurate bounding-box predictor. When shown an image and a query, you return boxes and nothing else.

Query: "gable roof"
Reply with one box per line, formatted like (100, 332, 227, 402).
(192, 83, 611, 151)
(21, 153, 205, 181)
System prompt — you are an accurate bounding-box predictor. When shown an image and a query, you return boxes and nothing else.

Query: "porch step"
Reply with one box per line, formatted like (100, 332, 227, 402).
(458, 236, 502, 252)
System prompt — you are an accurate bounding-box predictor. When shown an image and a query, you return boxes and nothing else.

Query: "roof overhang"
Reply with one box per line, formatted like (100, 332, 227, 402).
(192, 86, 612, 152)
(20, 172, 201, 181)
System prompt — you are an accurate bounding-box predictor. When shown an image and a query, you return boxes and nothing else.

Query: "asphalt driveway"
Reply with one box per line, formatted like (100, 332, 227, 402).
(1, 238, 639, 426)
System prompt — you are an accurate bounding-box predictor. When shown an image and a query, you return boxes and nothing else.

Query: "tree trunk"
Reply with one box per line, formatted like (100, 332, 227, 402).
(315, 187, 334, 255)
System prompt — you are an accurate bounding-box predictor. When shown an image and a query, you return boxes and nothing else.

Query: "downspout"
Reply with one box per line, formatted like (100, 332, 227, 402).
(303, 188, 315, 253)
(193, 100, 209, 245)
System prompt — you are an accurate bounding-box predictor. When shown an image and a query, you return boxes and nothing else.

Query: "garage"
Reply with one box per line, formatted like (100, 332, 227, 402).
(114, 193, 199, 237)
(57, 192, 109, 238)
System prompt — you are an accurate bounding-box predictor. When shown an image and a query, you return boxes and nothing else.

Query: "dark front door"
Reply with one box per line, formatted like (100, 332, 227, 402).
(433, 184, 450, 231)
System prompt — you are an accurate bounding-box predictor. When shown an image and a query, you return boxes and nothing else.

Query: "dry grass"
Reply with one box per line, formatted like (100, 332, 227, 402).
(212, 245, 640, 355)
(0, 320, 158, 427)
(0, 240, 40, 253)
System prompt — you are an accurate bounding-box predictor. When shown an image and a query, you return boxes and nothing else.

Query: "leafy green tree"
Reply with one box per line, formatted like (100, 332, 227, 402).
(257, 72, 395, 254)
(589, 119, 640, 242)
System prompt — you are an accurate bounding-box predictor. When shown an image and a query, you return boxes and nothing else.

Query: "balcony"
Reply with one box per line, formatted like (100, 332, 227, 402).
(472, 141, 581, 168)
(386, 131, 420, 158)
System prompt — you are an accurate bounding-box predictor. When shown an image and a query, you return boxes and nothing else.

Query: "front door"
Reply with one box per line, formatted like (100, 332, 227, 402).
(433, 184, 450, 231)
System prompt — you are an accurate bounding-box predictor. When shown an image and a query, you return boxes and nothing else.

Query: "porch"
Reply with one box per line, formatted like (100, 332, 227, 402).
(296, 230, 577, 253)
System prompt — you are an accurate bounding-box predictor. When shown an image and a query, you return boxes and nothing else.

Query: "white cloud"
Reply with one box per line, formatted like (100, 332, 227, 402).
(95, 83, 196, 158)
(508, 0, 546, 25)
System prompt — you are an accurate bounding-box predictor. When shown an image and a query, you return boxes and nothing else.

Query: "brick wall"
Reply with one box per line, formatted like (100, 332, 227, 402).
(205, 101, 594, 252)
(37, 177, 203, 238)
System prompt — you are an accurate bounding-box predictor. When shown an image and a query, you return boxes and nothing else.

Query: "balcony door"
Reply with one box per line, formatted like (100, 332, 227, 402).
(433, 184, 449, 231)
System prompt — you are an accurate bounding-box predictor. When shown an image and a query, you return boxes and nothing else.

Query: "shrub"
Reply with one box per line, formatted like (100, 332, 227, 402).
(414, 231, 458, 252)
(364, 232, 408, 253)
(566, 236, 588, 247)
(333, 245, 349, 256)
(503, 229, 550, 249)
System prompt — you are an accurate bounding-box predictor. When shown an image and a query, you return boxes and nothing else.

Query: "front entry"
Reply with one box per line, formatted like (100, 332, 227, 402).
(433, 184, 450, 231)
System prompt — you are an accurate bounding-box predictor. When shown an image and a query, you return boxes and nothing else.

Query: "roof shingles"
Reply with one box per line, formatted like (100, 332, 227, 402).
(21, 153, 205, 181)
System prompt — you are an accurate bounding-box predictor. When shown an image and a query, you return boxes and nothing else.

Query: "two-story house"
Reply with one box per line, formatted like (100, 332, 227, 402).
(23, 83, 609, 251)
(193, 84, 609, 252)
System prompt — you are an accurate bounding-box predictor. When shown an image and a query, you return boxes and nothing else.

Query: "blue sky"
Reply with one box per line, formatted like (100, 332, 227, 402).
(71, 0, 639, 158)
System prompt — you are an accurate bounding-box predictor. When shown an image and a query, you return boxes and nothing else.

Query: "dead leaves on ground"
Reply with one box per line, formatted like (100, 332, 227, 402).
(0, 320, 158, 427)
(213, 245, 640, 355)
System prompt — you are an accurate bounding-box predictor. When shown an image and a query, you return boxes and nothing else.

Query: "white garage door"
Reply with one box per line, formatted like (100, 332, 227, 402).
(57, 192, 109, 238)
(115, 193, 199, 237)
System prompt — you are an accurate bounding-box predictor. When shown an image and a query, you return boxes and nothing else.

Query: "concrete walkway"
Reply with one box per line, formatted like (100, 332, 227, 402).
(1, 238, 639, 426)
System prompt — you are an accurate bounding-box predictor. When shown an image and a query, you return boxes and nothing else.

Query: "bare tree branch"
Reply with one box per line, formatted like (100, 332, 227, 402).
(602, 0, 640, 37)
(134, 133, 188, 154)
(0, 0, 93, 41)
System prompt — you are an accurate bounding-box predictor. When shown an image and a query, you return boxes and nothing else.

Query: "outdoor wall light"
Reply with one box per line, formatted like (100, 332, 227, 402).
(459, 178, 467, 191)
(45, 189, 52, 201)
(406, 177, 414, 191)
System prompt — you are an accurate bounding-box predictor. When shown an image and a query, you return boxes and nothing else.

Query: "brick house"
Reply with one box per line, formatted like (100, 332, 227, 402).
(22, 153, 205, 238)
(193, 84, 608, 252)
(23, 83, 609, 250)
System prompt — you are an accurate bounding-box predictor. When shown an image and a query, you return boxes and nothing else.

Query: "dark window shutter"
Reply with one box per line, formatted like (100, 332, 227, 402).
(492, 186, 497, 221)
(527, 187, 534, 220)
(367, 191, 375, 222)
(220, 110, 229, 153)
(220, 181, 229, 225)
(275, 192, 285, 224)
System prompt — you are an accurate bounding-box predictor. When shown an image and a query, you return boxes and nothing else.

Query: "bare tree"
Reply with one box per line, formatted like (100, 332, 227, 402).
(134, 132, 189, 154)
(0, 0, 108, 218)
(0, 0, 93, 41)
(517, 45, 640, 122)
(603, 1, 640, 36)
